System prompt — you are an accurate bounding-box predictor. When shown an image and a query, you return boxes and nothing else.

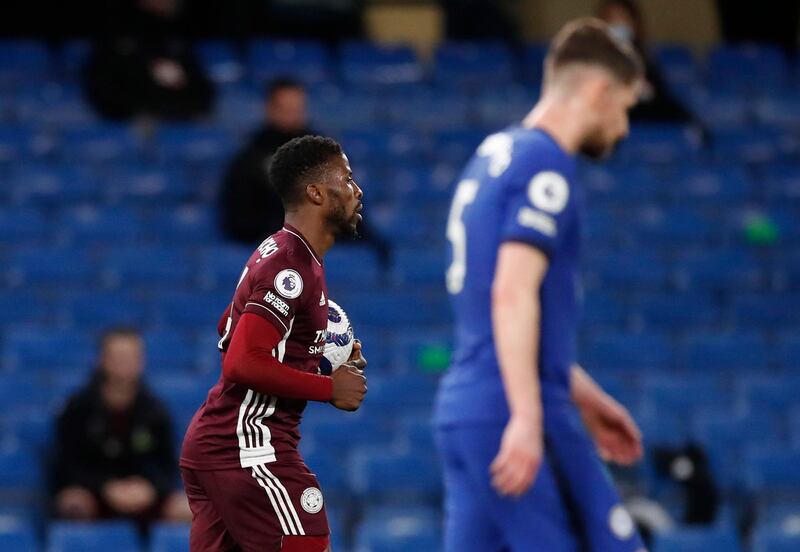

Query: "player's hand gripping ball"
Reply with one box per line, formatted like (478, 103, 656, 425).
(319, 299, 354, 375)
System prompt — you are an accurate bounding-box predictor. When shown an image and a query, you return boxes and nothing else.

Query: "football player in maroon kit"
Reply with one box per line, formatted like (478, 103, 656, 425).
(181, 136, 368, 552)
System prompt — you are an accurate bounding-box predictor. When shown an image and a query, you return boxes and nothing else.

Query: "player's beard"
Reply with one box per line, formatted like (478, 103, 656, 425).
(328, 201, 360, 240)
(580, 130, 620, 160)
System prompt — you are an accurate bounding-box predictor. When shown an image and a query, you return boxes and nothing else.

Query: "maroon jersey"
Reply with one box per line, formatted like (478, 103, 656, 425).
(181, 225, 328, 470)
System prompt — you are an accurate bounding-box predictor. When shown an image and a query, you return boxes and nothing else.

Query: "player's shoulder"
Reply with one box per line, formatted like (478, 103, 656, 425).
(247, 228, 320, 296)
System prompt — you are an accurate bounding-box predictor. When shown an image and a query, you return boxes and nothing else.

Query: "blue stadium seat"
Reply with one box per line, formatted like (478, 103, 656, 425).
(2, 409, 54, 452)
(477, 84, 538, 128)
(432, 129, 486, 165)
(586, 250, 669, 289)
(733, 294, 800, 329)
(653, 44, 698, 87)
(340, 129, 420, 165)
(143, 330, 198, 374)
(756, 500, 800, 527)
(619, 124, 699, 164)
(383, 87, 471, 132)
(309, 87, 382, 131)
(520, 42, 548, 85)
(634, 207, 720, 248)
(156, 125, 236, 164)
(355, 507, 442, 552)
(391, 247, 446, 286)
(745, 446, 800, 492)
(304, 408, 392, 451)
(653, 527, 741, 552)
(635, 292, 719, 330)
(151, 205, 220, 244)
(360, 373, 439, 411)
(775, 334, 800, 372)
(11, 164, 101, 206)
(707, 44, 789, 93)
(0, 516, 37, 552)
(0, 126, 47, 163)
(737, 377, 800, 419)
(47, 520, 141, 552)
(61, 125, 142, 163)
(149, 522, 190, 552)
(0, 292, 47, 328)
(580, 165, 660, 203)
(434, 41, 515, 87)
(398, 414, 436, 451)
(0, 41, 51, 83)
(713, 128, 780, 165)
(643, 376, 730, 418)
(103, 246, 195, 288)
(0, 371, 68, 417)
(682, 332, 770, 371)
(392, 331, 452, 374)
(105, 166, 194, 205)
(249, 40, 331, 84)
(350, 448, 441, 500)
(763, 164, 800, 204)
(636, 410, 689, 448)
(581, 332, 674, 372)
(2, 329, 94, 373)
(59, 206, 144, 244)
(197, 244, 253, 290)
(195, 40, 244, 85)
(756, 94, 800, 130)
(693, 92, 751, 130)
(0, 447, 42, 491)
(340, 42, 422, 85)
(753, 526, 800, 552)
(325, 246, 383, 287)
(692, 412, 782, 490)
(0, 208, 48, 242)
(59, 291, 147, 329)
(676, 250, 763, 291)
(153, 291, 230, 330)
(669, 165, 752, 204)
(580, 291, 628, 328)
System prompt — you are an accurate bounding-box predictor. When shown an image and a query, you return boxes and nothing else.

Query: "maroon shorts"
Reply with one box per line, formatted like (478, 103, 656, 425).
(181, 462, 329, 552)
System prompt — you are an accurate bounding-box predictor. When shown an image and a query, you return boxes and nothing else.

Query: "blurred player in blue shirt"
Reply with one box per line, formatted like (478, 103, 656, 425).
(435, 18, 647, 552)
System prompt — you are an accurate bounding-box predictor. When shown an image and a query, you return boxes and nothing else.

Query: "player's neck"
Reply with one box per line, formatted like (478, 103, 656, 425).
(283, 214, 333, 258)
(522, 95, 586, 155)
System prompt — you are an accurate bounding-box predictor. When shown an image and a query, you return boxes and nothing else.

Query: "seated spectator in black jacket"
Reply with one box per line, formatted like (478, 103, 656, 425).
(51, 327, 190, 524)
(219, 78, 390, 263)
(219, 78, 313, 243)
(83, 0, 214, 121)
(596, 0, 697, 124)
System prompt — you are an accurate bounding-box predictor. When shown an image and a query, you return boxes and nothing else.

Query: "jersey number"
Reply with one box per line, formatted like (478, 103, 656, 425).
(446, 179, 479, 295)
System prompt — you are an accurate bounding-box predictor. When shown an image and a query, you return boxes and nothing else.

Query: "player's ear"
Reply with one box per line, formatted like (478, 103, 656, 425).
(305, 182, 325, 206)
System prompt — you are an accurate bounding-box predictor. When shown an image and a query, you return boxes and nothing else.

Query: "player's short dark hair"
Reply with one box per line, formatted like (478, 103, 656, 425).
(99, 326, 142, 351)
(269, 135, 343, 209)
(546, 17, 643, 85)
(265, 77, 305, 101)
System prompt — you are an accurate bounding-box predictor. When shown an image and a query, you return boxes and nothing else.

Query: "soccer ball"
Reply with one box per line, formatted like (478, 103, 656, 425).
(319, 299, 354, 375)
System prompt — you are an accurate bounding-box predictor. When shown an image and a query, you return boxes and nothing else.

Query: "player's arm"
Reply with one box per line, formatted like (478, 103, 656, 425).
(489, 242, 548, 497)
(223, 313, 366, 409)
(571, 364, 643, 465)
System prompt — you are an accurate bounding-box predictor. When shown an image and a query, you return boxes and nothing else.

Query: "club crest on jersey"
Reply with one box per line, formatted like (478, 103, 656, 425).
(274, 269, 303, 299)
(301, 487, 324, 514)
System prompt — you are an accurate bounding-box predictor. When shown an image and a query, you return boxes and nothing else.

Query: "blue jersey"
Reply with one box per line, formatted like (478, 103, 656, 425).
(435, 126, 582, 426)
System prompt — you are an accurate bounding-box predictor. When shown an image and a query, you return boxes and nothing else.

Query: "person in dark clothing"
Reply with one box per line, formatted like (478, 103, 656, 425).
(596, 0, 698, 124)
(219, 78, 390, 264)
(219, 78, 312, 243)
(51, 327, 190, 523)
(83, 0, 215, 121)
